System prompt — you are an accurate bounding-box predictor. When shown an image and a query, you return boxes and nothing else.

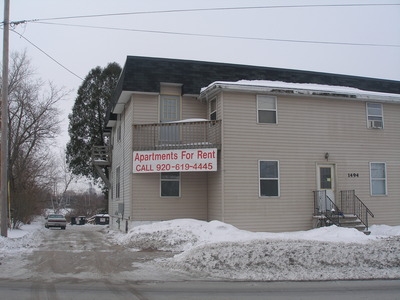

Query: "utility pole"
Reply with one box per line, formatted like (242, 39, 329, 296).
(1, 0, 10, 237)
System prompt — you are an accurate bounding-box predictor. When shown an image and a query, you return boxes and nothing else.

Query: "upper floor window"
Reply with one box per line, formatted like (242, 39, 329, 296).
(370, 162, 387, 196)
(257, 95, 277, 124)
(209, 98, 217, 120)
(160, 95, 180, 143)
(259, 160, 280, 197)
(160, 95, 180, 122)
(366, 103, 383, 129)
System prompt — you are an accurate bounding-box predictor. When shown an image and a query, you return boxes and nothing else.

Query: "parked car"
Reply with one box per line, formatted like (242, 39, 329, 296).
(45, 214, 67, 230)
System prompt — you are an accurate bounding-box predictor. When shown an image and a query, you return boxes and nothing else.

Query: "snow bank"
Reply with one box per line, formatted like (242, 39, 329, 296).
(113, 219, 382, 251)
(168, 237, 400, 281)
(0, 219, 46, 253)
(3, 218, 400, 281)
(112, 219, 400, 281)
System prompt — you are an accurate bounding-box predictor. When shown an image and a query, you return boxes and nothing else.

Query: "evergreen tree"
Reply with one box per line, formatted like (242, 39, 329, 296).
(66, 62, 121, 187)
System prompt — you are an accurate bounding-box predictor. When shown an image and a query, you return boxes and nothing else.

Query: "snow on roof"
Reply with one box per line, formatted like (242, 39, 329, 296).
(201, 80, 400, 102)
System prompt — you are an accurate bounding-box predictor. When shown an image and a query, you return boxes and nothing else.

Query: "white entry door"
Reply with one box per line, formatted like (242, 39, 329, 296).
(317, 164, 335, 211)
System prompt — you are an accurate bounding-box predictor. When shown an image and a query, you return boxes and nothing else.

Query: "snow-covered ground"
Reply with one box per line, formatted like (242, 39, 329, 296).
(2, 218, 400, 281)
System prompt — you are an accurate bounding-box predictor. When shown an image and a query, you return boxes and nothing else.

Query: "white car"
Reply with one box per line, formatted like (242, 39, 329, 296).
(45, 214, 67, 230)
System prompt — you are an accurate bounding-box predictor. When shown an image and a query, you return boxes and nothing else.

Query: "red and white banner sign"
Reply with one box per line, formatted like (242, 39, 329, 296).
(133, 148, 217, 173)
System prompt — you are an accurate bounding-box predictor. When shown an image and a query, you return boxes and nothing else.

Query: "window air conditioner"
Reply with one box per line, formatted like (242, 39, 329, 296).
(369, 120, 383, 129)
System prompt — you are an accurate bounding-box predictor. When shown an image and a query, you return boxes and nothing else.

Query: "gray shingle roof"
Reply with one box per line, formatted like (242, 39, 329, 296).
(107, 56, 400, 123)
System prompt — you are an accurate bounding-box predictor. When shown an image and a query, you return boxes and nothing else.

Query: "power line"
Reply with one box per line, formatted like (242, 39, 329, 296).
(9, 3, 400, 49)
(33, 21, 400, 48)
(6, 2, 399, 82)
(14, 3, 400, 23)
(10, 29, 84, 80)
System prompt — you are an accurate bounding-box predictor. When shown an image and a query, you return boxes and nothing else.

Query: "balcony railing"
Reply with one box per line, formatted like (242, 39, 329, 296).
(91, 146, 112, 188)
(92, 146, 111, 166)
(133, 119, 221, 151)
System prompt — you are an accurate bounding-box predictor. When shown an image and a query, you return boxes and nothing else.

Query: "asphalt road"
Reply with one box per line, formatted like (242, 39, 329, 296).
(0, 278, 399, 300)
(1, 225, 399, 299)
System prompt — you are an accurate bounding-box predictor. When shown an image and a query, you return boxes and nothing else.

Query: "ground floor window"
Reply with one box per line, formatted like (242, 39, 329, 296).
(259, 160, 280, 197)
(161, 172, 180, 197)
(370, 162, 387, 195)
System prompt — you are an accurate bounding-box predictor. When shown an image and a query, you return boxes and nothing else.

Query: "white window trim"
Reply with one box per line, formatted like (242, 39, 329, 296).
(209, 97, 217, 120)
(258, 160, 280, 197)
(116, 115, 122, 142)
(159, 95, 181, 122)
(369, 162, 387, 196)
(366, 103, 384, 129)
(257, 95, 278, 124)
(160, 172, 181, 197)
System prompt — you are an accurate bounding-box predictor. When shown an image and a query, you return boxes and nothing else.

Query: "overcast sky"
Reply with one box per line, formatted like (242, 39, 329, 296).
(1, 0, 400, 148)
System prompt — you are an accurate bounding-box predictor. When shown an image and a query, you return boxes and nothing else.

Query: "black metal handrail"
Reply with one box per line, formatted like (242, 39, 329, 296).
(340, 190, 374, 230)
(313, 190, 344, 227)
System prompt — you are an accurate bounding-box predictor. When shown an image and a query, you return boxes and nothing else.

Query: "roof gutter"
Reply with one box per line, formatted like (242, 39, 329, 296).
(200, 82, 400, 103)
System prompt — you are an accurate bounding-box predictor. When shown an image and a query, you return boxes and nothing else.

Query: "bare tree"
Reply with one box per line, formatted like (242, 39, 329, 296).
(46, 148, 77, 212)
(1, 51, 67, 227)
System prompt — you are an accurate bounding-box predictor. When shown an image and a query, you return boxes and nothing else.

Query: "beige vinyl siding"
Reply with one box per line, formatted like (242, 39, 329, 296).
(205, 96, 222, 221)
(132, 94, 159, 123)
(133, 94, 205, 123)
(109, 97, 134, 220)
(122, 99, 133, 218)
(109, 124, 119, 218)
(160, 84, 181, 96)
(130, 92, 208, 221)
(182, 96, 207, 119)
(220, 91, 400, 231)
(207, 155, 223, 221)
(132, 172, 208, 221)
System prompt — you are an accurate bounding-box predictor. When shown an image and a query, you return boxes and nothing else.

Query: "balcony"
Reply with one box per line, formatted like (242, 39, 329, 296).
(91, 146, 111, 188)
(133, 119, 221, 151)
(92, 146, 111, 166)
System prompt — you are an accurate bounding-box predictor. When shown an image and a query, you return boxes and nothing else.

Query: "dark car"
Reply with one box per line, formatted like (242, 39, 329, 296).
(45, 214, 67, 230)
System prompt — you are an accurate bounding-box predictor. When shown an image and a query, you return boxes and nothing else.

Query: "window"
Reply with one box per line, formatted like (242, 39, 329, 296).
(117, 115, 122, 142)
(366, 103, 383, 129)
(161, 172, 180, 197)
(259, 161, 280, 197)
(370, 162, 387, 196)
(257, 95, 277, 124)
(319, 167, 332, 189)
(209, 98, 217, 120)
(160, 95, 180, 143)
(115, 166, 121, 198)
(117, 124, 121, 142)
(160, 95, 180, 122)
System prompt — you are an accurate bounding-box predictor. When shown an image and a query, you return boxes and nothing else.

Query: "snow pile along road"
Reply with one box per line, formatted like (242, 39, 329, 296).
(113, 219, 400, 281)
(0, 220, 46, 253)
(2, 218, 400, 281)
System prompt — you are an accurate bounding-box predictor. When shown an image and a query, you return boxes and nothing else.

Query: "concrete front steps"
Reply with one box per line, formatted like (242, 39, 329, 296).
(339, 214, 370, 235)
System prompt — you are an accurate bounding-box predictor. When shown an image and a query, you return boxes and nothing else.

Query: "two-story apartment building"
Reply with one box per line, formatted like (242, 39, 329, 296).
(95, 56, 400, 233)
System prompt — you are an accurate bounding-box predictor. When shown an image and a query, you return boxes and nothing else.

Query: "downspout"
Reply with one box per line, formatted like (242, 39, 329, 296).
(122, 105, 126, 221)
(201, 84, 225, 222)
(220, 91, 225, 222)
